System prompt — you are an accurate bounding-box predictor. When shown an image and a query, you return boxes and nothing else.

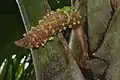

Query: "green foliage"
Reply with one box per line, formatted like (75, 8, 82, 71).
(0, 0, 29, 66)
(0, 54, 34, 80)
(60, 6, 75, 12)
(0, 0, 34, 79)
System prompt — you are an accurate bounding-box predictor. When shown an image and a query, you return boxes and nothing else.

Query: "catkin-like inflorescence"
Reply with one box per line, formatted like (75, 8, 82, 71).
(15, 10, 82, 49)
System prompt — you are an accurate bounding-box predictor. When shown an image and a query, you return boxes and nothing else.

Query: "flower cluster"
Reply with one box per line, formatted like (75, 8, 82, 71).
(15, 9, 82, 49)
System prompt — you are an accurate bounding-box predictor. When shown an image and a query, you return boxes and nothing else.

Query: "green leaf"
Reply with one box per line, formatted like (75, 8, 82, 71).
(7, 64, 12, 80)
(0, 59, 8, 80)
(15, 64, 24, 80)
(60, 6, 75, 12)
